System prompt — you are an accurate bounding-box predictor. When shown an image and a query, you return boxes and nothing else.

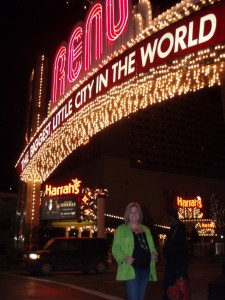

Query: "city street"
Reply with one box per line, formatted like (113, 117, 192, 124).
(0, 272, 115, 300)
(0, 257, 224, 299)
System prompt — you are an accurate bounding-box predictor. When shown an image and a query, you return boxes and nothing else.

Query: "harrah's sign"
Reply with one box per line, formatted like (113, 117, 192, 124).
(177, 196, 203, 209)
(44, 178, 82, 196)
(18, 0, 225, 174)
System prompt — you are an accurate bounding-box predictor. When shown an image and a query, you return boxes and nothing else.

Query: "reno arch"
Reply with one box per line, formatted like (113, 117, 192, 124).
(16, 0, 225, 179)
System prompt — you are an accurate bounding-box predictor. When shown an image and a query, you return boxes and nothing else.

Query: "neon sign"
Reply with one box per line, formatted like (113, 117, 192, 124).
(201, 222, 216, 229)
(16, 0, 225, 181)
(177, 196, 203, 209)
(106, 0, 129, 42)
(52, 0, 218, 104)
(67, 27, 83, 84)
(44, 178, 82, 196)
(195, 220, 216, 236)
(52, 0, 131, 104)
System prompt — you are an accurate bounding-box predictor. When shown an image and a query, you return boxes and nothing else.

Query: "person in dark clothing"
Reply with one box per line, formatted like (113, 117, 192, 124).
(163, 209, 189, 299)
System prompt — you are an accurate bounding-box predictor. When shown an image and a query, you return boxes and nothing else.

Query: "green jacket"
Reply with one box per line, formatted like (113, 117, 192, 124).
(112, 223, 157, 281)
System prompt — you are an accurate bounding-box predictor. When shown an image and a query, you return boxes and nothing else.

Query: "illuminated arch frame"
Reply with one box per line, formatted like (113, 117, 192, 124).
(17, 0, 225, 183)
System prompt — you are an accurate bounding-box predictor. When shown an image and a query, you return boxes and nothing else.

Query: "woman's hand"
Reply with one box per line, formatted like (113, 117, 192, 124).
(124, 256, 135, 265)
(151, 251, 158, 262)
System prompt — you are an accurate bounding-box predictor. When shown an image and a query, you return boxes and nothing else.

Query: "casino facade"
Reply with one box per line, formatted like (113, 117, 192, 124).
(16, 0, 225, 251)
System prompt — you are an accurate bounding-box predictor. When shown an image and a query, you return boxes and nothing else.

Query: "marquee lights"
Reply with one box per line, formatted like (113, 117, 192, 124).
(178, 196, 204, 219)
(37, 56, 46, 128)
(80, 188, 99, 222)
(105, 213, 124, 220)
(178, 196, 216, 236)
(18, 45, 225, 182)
(195, 220, 216, 236)
(16, 0, 225, 183)
(31, 182, 36, 221)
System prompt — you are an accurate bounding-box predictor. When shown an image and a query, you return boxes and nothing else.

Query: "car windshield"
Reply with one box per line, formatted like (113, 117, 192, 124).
(43, 239, 68, 251)
(42, 238, 55, 250)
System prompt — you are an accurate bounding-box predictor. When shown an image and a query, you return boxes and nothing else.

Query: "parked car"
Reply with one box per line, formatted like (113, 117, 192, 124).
(23, 237, 110, 275)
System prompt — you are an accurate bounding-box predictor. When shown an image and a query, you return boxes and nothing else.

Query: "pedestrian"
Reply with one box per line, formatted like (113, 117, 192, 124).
(112, 202, 158, 300)
(163, 208, 189, 299)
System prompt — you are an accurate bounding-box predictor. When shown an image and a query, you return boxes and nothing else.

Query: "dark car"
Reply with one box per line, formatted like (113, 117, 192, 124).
(23, 237, 110, 275)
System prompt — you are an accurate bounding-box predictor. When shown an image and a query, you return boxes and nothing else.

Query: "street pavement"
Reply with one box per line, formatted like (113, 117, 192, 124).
(0, 256, 224, 299)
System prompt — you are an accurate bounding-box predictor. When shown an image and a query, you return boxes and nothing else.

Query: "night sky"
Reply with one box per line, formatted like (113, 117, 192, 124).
(0, 0, 178, 192)
(1, 0, 88, 192)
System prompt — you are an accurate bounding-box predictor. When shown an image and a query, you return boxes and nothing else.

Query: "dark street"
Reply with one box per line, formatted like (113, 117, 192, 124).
(0, 272, 121, 300)
(0, 257, 224, 300)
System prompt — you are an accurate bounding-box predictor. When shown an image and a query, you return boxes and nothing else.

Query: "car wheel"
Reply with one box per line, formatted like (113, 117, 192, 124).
(40, 262, 53, 275)
(95, 262, 107, 274)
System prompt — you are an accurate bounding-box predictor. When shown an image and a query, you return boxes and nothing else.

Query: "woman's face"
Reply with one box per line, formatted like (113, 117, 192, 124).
(129, 205, 140, 223)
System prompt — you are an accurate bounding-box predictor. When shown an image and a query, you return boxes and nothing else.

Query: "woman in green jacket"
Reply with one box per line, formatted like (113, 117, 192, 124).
(112, 202, 158, 300)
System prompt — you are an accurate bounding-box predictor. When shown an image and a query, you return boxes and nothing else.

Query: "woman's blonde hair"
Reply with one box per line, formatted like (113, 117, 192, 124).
(124, 202, 143, 224)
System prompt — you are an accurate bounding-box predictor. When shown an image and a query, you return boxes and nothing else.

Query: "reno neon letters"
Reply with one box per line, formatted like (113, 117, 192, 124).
(52, 0, 130, 104)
